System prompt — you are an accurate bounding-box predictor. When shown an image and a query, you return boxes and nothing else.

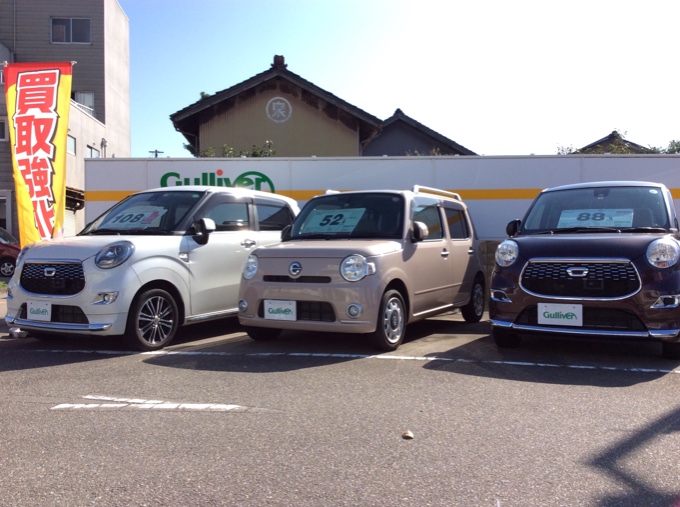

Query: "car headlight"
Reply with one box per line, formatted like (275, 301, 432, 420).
(495, 240, 519, 267)
(647, 238, 680, 268)
(340, 254, 375, 282)
(95, 241, 134, 269)
(15, 245, 31, 268)
(242, 254, 258, 279)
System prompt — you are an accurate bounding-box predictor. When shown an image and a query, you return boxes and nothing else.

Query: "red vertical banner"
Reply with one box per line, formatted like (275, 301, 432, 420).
(4, 62, 72, 247)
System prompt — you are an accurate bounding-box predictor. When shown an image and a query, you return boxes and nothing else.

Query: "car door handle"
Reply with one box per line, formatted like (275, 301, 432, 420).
(468, 248, 475, 255)
(242, 239, 257, 248)
(441, 250, 450, 258)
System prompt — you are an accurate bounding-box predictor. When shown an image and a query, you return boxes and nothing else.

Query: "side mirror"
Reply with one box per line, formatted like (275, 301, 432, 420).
(281, 224, 292, 242)
(411, 221, 429, 242)
(192, 217, 216, 245)
(506, 219, 521, 237)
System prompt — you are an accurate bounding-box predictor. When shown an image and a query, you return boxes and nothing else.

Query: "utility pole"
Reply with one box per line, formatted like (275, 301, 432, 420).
(149, 150, 164, 158)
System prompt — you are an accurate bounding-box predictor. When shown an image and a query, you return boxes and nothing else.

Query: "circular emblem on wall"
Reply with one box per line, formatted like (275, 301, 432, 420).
(266, 96, 292, 123)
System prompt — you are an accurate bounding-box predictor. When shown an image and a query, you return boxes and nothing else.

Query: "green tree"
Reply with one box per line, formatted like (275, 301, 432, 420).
(185, 140, 277, 158)
(558, 130, 679, 155)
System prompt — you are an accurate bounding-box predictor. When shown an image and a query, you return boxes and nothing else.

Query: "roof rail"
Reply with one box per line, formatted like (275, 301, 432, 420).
(412, 185, 461, 201)
(324, 189, 341, 194)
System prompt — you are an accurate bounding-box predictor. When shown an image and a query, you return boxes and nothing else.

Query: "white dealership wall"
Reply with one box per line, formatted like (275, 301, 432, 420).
(85, 154, 680, 240)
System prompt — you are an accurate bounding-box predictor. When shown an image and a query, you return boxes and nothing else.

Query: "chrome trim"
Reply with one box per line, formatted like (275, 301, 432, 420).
(519, 258, 641, 301)
(490, 290, 512, 303)
(4, 317, 111, 332)
(490, 320, 677, 339)
(184, 308, 239, 323)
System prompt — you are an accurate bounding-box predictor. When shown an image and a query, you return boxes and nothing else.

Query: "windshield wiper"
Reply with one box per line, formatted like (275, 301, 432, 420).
(81, 228, 170, 236)
(532, 226, 622, 235)
(617, 226, 668, 233)
(80, 228, 122, 235)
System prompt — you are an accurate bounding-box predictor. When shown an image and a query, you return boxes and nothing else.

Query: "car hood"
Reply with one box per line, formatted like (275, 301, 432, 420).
(254, 239, 403, 258)
(513, 232, 671, 260)
(21, 235, 176, 262)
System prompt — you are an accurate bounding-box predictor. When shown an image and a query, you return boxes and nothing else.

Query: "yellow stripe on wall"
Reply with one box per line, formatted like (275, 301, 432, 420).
(86, 190, 137, 202)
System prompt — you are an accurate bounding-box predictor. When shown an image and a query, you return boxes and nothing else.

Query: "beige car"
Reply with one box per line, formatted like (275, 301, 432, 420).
(238, 186, 486, 351)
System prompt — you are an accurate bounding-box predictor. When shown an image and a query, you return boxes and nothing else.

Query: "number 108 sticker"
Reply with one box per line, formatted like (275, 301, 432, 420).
(105, 206, 167, 229)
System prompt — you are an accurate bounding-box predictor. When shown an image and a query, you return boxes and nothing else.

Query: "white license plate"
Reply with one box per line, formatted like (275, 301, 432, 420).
(538, 303, 582, 327)
(27, 300, 52, 322)
(264, 300, 296, 321)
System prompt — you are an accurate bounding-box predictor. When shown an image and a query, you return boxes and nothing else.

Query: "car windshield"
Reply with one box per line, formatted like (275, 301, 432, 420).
(521, 185, 671, 234)
(290, 192, 404, 240)
(80, 190, 206, 235)
(0, 227, 18, 244)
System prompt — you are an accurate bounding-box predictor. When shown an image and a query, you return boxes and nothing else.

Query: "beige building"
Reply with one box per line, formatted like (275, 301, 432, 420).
(0, 0, 130, 237)
(171, 55, 383, 158)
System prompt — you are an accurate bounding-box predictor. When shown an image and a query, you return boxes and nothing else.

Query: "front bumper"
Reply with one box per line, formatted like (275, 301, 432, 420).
(238, 277, 385, 334)
(489, 288, 680, 343)
(5, 265, 142, 337)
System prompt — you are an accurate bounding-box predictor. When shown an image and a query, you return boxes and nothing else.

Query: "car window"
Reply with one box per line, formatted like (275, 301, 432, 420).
(203, 202, 250, 232)
(257, 203, 295, 231)
(412, 199, 443, 240)
(522, 185, 670, 232)
(81, 190, 205, 234)
(292, 193, 403, 239)
(444, 207, 469, 239)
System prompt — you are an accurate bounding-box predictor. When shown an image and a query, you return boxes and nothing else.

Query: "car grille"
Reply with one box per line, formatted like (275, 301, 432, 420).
(19, 303, 89, 324)
(258, 301, 335, 322)
(263, 275, 332, 283)
(520, 261, 640, 298)
(20, 262, 86, 296)
(516, 306, 646, 332)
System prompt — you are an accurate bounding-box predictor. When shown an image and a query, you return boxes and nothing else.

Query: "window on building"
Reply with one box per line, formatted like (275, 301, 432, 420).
(0, 69, 4, 85)
(87, 146, 100, 158)
(72, 91, 95, 116)
(67, 135, 76, 155)
(52, 18, 91, 44)
(0, 118, 7, 142)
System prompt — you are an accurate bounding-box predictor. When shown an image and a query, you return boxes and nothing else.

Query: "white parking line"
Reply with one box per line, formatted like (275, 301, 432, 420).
(51, 395, 243, 411)
(28, 348, 680, 375)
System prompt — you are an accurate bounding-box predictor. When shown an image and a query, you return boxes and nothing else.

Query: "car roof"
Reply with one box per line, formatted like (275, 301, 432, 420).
(139, 186, 299, 209)
(541, 181, 666, 193)
(320, 186, 463, 203)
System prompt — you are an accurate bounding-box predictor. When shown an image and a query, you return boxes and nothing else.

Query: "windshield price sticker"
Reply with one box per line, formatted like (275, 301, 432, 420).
(104, 206, 168, 230)
(264, 300, 297, 321)
(301, 208, 366, 234)
(557, 209, 633, 228)
(538, 303, 582, 327)
(28, 300, 52, 322)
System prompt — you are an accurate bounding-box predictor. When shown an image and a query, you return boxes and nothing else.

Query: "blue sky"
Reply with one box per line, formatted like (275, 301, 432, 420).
(117, 0, 680, 158)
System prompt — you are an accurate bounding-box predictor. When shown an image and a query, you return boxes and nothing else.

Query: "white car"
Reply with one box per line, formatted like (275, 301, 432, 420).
(5, 186, 299, 350)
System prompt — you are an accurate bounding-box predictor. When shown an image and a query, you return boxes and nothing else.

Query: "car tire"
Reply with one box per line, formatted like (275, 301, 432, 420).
(661, 341, 680, 360)
(124, 288, 179, 351)
(492, 327, 521, 348)
(369, 290, 406, 352)
(246, 327, 281, 341)
(461, 276, 485, 323)
(0, 257, 15, 277)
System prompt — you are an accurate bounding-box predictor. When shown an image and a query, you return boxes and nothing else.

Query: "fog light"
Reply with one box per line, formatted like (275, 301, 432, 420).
(347, 303, 363, 318)
(239, 299, 248, 312)
(491, 290, 512, 303)
(652, 295, 680, 309)
(93, 292, 119, 305)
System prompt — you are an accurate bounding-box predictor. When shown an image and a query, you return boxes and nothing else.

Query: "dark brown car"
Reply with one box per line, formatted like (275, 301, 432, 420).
(490, 181, 680, 359)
